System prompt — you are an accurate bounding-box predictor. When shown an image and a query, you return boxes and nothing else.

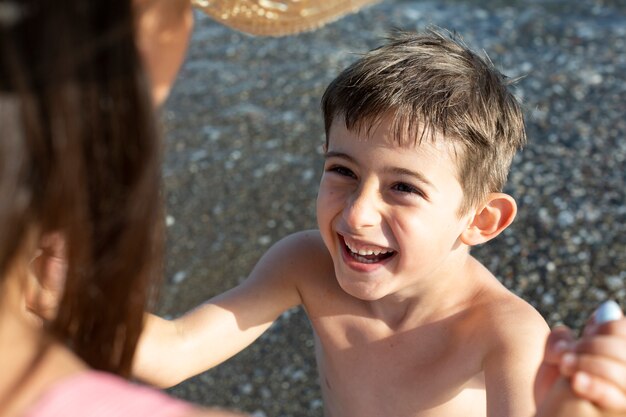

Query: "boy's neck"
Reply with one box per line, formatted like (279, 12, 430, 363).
(363, 251, 487, 329)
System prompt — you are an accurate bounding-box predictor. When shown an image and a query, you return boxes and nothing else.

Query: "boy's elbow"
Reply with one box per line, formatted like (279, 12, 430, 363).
(134, 365, 188, 389)
(133, 316, 191, 388)
(152, 374, 186, 389)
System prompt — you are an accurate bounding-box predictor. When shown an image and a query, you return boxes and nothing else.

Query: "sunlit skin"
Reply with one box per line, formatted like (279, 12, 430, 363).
(317, 117, 474, 306)
(309, 116, 548, 416)
(134, 115, 551, 417)
(134, 0, 194, 106)
(23, 5, 626, 415)
(1, 1, 243, 416)
(24, 0, 195, 324)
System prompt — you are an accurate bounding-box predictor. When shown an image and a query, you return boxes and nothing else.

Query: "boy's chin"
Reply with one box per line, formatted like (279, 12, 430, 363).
(335, 276, 389, 302)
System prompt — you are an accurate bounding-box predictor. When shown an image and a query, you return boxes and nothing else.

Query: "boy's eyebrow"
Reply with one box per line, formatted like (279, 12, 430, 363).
(324, 150, 355, 162)
(384, 166, 434, 188)
(325, 151, 434, 188)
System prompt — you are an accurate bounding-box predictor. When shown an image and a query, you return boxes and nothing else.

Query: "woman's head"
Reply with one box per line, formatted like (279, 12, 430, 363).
(0, 0, 162, 376)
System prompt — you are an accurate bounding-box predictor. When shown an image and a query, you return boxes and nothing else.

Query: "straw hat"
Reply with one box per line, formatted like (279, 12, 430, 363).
(191, 0, 382, 36)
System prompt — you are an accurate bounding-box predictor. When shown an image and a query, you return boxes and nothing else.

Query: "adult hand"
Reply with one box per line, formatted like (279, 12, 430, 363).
(536, 307, 626, 413)
(534, 325, 576, 406)
(561, 317, 626, 411)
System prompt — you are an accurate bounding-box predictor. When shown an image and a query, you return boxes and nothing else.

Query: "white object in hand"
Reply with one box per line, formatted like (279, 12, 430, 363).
(594, 300, 622, 324)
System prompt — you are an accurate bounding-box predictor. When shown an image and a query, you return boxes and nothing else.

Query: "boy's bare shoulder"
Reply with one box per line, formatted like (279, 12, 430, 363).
(463, 268, 550, 414)
(272, 229, 327, 253)
(269, 229, 330, 267)
(482, 289, 548, 347)
(263, 229, 334, 282)
(267, 230, 343, 301)
(461, 258, 549, 356)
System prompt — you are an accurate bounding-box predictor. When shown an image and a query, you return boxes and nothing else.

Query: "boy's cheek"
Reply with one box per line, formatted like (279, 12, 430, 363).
(316, 182, 343, 208)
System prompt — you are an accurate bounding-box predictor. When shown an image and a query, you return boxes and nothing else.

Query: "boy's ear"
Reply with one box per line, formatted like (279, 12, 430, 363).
(461, 193, 517, 246)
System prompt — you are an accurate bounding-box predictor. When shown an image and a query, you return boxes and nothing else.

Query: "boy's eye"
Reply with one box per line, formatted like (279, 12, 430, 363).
(327, 165, 356, 179)
(392, 182, 424, 197)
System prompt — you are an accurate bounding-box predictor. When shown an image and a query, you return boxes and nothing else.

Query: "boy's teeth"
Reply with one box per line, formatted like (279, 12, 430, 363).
(345, 240, 391, 256)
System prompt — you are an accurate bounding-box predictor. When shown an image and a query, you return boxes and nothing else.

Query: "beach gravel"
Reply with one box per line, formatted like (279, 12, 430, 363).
(158, 0, 626, 415)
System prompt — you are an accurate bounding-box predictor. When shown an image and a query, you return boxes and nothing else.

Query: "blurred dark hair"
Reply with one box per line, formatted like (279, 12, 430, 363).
(0, 0, 162, 376)
(322, 29, 526, 214)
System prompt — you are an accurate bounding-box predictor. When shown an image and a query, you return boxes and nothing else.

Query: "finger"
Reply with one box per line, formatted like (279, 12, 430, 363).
(534, 363, 563, 405)
(545, 326, 576, 364)
(572, 372, 626, 412)
(575, 335, 626, 366)
(584, 318, 626, 338)
(594, 319, 626, 337)
(535, 327, 573, 403)
(562, 353, 626, 393)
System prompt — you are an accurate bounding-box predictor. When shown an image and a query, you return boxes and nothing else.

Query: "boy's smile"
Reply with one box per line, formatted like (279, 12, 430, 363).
(342, 234, 396, 263)
(340, 233, 397, 270)
(316, 116, 474, 302)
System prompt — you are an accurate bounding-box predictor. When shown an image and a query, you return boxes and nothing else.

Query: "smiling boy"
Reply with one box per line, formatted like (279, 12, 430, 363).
(135, 30, 550, 417)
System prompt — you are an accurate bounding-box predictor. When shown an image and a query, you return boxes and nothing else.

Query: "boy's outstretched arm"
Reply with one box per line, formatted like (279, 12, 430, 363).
(133, 232, 315, 388)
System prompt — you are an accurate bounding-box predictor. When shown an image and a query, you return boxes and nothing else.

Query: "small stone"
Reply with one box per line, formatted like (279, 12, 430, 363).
(239, 382, 254, 395)
(594, 300, 623, 323)
(542, 293, 555, 306)
(172, 271, 187, 284)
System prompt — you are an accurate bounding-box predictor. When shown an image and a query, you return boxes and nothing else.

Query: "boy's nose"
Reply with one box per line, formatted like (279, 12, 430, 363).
(342, 187, 382, 229)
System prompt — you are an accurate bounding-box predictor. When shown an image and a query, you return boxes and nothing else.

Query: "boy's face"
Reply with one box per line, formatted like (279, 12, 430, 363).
(316, 116, 474, 301)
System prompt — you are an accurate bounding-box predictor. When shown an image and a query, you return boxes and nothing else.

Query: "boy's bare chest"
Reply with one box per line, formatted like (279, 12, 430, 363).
(308, 314, 487, 417)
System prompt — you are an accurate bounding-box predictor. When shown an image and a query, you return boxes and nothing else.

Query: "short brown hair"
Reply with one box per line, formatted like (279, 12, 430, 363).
(321, 29, 526, 214)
